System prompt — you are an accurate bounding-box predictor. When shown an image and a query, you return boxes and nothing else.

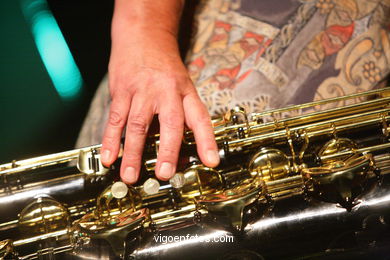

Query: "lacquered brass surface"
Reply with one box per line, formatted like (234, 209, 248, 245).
(0, 87, 390, 259)
(248, 148, 290, 181)
(179, 164, 223, 202)
(0, 239, 15, 259)
(96, 183, 142, 219)
(73, 208, 150, 256)
(18, 196, 70, 235)
(318, 138, 359, 164)
(196, 179, 262, 232)
(303, 154, 373, 210)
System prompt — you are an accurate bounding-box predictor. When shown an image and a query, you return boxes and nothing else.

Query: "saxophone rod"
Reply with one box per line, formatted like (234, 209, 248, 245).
(248, 97, 390, 132)
(184, 91, 390, 145)
(4, 103, 378, 177)
(2, 90, 389, 175)
(18, 244, 73, 260)
(11, 205, 204, 250)
(227, 110, 390, 148)
(319, 143, 390, 161)
(12, 229, 69, 247)
(0, 144, 102, 176)
(262, 95, 386, 125)
(185, 95, 390, 144)
(250, 87, 390, 116)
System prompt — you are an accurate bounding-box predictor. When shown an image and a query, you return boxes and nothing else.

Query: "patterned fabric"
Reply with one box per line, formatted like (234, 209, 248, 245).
(187, 0, 390, 117)
(76, 0, 390, 148)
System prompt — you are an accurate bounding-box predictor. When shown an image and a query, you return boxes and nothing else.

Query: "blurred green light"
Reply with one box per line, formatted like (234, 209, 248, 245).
(21, 0, 83, 101)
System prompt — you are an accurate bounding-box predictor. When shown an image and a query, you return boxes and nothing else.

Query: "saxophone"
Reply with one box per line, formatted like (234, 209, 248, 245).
(1, 88, 390, 259)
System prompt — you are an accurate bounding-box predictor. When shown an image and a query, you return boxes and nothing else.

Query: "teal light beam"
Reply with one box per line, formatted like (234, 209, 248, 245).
(20, 0, 83, 101)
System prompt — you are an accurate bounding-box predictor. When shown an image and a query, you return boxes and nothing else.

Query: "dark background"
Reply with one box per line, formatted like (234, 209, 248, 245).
(0, 0, 113, 163)
(0, 0, 196, 164)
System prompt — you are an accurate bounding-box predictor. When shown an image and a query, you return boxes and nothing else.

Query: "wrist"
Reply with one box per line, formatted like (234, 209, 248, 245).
(112, 0, 183, 39)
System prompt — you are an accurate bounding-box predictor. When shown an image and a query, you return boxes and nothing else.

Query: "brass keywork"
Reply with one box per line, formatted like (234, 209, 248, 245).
(1, 87, 390, 259)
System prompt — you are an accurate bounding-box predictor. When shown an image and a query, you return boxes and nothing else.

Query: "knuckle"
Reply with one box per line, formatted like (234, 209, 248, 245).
(162, 73, 179, 84)
(160, 112, 183, 130)
(128, 115, 149, 135)
(196, 112, 211, 127)
(122, 155, 141, 164)
(122, 150, 142, 165)
(159, 146, 177, 158)
(108, 110, 126, 128)
(102, 134, 117, 147)
(161, 73, 189, 92)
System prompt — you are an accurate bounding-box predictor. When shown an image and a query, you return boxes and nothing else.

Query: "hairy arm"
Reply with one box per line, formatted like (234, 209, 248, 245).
(100, 0, 220, 183)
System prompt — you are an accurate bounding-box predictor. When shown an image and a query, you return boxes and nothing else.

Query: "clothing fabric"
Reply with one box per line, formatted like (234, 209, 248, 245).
(76, 0, 390, 148)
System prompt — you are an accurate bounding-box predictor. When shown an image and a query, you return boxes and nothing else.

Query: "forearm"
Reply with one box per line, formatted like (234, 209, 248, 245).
(110, 0, 185, 72)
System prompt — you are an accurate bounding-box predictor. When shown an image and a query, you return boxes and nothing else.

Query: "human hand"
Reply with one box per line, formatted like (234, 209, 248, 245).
(100, 24, 219, 184)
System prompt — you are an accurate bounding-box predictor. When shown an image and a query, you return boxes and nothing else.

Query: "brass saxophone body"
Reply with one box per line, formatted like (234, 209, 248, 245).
(1, 88, 390, 259)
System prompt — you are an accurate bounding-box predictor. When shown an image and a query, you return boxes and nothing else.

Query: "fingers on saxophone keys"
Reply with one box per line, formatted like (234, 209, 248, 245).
(156, 97, 184, 181)
(120, 97, 153, 184)
(101, 94, 131, 167)
(183, 92, 220, 168)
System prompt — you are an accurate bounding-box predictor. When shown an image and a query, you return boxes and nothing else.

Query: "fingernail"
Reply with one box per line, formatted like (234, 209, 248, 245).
(122, 167, 137, 183)
(159, 162, 174, 179)
(101, 149, 111, 163)
(207, 150, 220, 166)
